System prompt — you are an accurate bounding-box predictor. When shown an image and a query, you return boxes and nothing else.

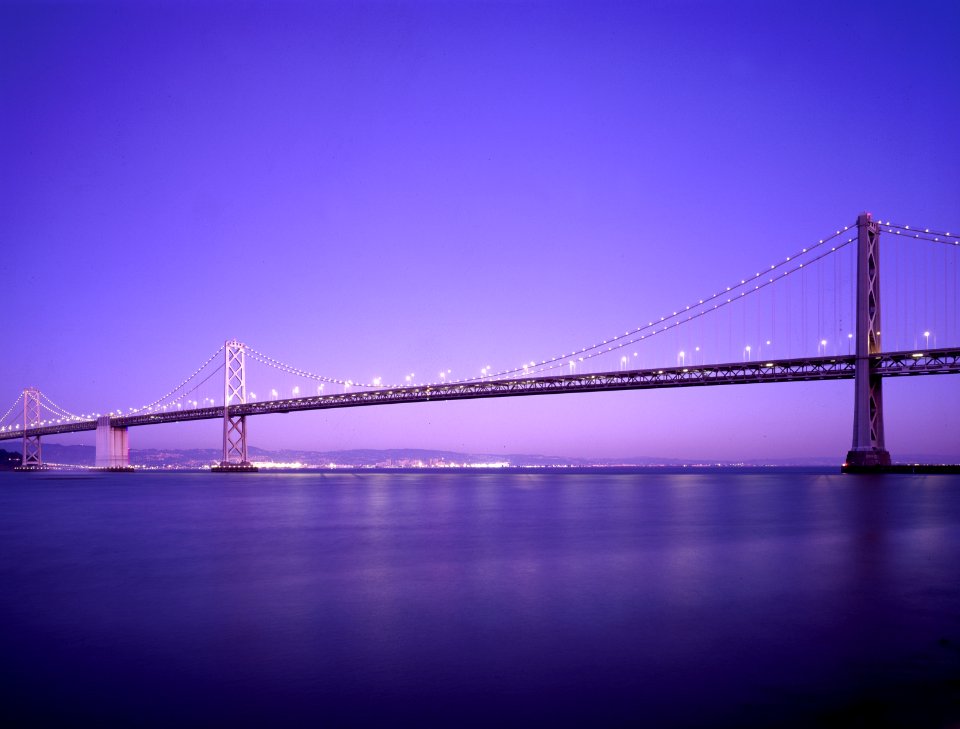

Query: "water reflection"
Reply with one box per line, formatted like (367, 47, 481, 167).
(0, 471, 958, 727)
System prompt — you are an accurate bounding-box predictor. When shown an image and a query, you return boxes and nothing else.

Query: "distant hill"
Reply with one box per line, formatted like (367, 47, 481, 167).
(0, 448, 21, 470)
(18, 442, 958, 469)
(30, 443, 708, 468)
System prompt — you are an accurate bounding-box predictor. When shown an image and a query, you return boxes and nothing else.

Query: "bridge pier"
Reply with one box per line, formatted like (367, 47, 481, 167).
(212, 339, 257, 472)
(844, 212, 891, 470)
(95, 416, 134, 471)
(14, 387, 46, 471)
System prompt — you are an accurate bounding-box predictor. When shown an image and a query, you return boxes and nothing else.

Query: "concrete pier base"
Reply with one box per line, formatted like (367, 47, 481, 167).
(844, 447, 892, 468)
(94, 416, 134, 471)
(842, 462, 960, 474)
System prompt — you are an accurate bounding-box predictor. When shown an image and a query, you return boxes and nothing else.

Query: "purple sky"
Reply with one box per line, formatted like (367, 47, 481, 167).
(2, 0, 958, 460)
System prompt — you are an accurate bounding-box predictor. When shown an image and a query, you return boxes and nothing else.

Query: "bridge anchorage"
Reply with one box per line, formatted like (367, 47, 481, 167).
(211, 339, 258, 472)
(13, 388, 47, 471)
(94, 416, 134, 472)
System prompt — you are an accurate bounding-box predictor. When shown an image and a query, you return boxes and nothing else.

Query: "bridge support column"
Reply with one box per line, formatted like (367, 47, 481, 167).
(14, 387, 46, 471)
(845, 212, 891, 469)
(212, 339, 257, 472)
(95, 416, 134, 471)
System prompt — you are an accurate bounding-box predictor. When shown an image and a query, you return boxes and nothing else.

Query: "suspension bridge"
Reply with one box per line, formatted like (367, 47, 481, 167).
(2, 213, 958, 472)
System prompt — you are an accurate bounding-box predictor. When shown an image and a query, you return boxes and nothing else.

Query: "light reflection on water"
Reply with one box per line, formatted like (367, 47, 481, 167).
(1, 470, 959, 727)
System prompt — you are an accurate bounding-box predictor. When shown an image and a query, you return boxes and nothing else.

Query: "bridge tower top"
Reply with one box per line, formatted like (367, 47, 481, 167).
(224, 339, 247, 407)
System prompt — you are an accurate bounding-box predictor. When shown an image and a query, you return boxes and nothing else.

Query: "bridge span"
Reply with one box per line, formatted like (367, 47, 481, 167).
(4, 213, 958, 471)
(2, 348, 958, 439)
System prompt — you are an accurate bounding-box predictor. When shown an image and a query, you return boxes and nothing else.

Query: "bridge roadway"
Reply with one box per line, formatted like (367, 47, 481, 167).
(2, 348, 959, 441)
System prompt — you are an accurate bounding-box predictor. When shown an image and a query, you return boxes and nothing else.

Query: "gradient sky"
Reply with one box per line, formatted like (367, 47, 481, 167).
(2, 0, 958, 460)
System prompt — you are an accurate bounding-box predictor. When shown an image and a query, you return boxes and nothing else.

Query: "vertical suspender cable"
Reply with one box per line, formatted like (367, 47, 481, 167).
(802, 264, 806, 355)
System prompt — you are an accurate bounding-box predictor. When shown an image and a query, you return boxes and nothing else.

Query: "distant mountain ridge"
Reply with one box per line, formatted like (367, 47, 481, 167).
(0, 448, 21, 470)
(21, 443, 956, 468)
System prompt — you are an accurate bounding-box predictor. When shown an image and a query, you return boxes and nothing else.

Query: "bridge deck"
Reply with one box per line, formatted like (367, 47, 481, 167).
(1, 348, 958, 441)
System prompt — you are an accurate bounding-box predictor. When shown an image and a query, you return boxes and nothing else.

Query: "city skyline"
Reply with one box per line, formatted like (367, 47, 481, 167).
(2, 0, 958, 460)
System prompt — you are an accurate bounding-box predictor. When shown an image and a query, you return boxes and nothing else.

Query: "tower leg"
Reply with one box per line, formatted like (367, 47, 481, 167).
(22, 436, 42, 469)
(845, 212, 891, 469)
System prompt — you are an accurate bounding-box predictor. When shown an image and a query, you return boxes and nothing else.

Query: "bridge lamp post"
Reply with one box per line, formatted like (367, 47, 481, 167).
(250, 393, 257, 401)
(620, 355, 628, 371)
(271, 389, 278, 400)
(744, 345, 751, 362)
(848, 333, 853, 355)
(678, 351, 685, 367)
(819, 339, 827, 356)
(924, 331, 930, 349)
(292, 386, 300, 397)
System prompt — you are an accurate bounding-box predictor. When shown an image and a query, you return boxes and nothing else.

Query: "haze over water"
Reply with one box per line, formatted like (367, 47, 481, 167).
(1, 470, 958, 727)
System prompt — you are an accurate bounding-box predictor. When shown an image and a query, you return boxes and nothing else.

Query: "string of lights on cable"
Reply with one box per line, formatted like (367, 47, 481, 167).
(880, 222, 958, 247)
(128, 344, 226, 414)
(0, 392, 24, 425)
(239, 224, 856, 389)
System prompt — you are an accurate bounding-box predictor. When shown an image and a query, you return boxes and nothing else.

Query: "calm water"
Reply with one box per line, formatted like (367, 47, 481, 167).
(1, 470, 959, 727)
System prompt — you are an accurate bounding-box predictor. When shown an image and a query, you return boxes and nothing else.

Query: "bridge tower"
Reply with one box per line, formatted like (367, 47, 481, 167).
(16, 387, 45, 470)
(212, 339, 257, 472)
(845, 212, 892, 468)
